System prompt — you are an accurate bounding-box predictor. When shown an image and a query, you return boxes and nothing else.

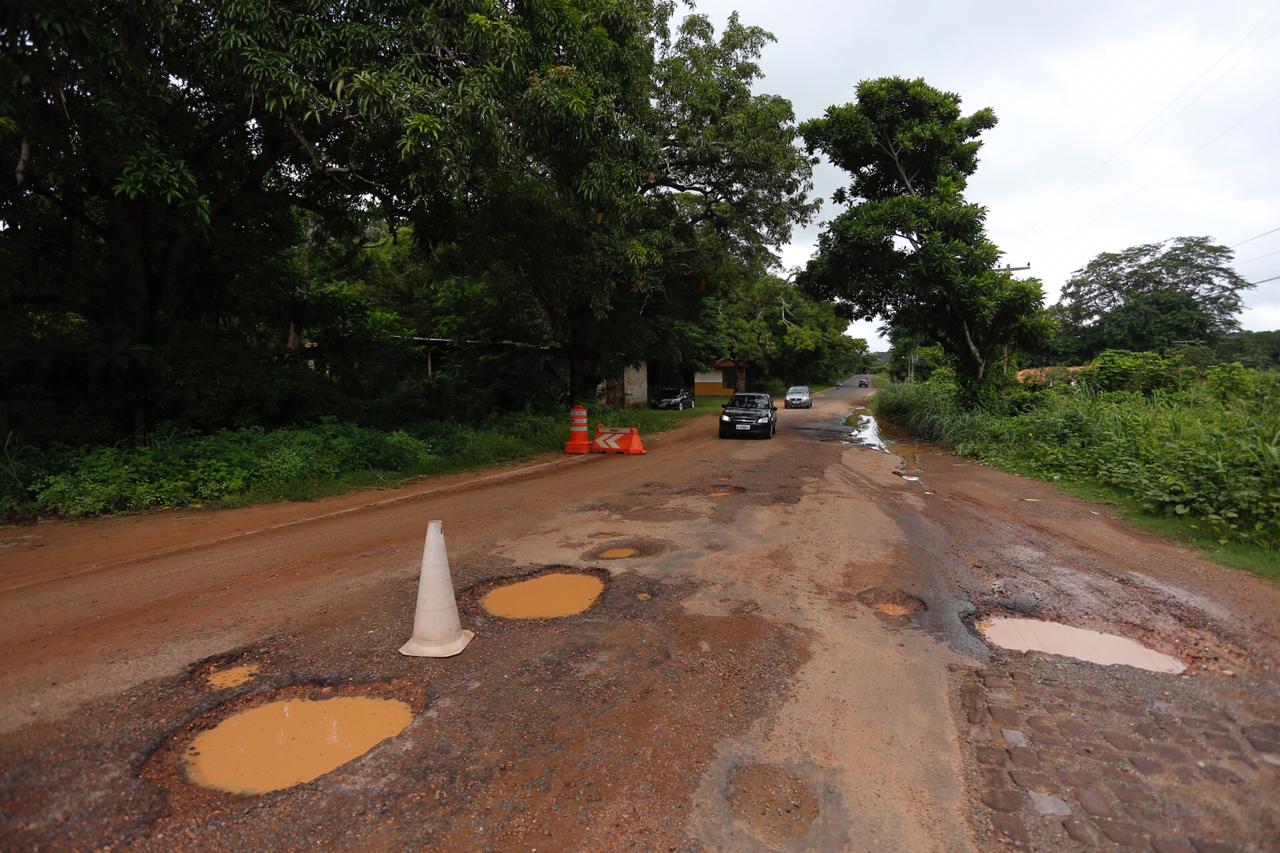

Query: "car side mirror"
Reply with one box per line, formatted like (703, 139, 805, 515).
(771, 405, 777, 411)
(721, 402, 728, 409)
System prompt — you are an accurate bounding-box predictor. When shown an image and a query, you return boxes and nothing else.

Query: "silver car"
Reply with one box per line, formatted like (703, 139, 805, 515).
(784, 385, 812, 409)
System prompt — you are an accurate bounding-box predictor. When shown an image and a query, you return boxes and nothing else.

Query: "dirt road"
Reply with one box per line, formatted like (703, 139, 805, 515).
(2, 384, 1278, 850)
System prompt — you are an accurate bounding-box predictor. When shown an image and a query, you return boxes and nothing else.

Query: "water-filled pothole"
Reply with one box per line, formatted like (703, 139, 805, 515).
(855, 588, 927, 618)
(979, 617, 1186, 674)
(206, 664, 259, 689)
(481, 572, 605, 618)
(184, 697, 412, 794)
(598, 547, 638, 559)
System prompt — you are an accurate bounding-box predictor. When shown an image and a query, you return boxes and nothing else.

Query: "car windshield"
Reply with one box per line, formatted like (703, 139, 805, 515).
(660, 388, 682, 398)
(787, 387, 808, 394)
(728, 395, 768, 409)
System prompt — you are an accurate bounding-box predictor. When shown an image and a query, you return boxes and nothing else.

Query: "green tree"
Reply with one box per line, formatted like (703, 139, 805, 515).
(701, 274, 869, 389)
(423, 11, 816, 399)
(2, 0, 573, 437)
(1056, 237, 1251, 358)
(1214, 330, 1280, 370)
(798, 77, 1052, 384)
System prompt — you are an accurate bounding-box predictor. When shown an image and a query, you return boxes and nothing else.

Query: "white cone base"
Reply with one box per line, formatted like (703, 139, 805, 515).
(399, 629, 474, 658)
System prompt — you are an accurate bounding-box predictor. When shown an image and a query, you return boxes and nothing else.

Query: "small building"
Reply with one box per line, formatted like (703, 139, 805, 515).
(599, 362, 650, 408)
(694, 359, 746, 398)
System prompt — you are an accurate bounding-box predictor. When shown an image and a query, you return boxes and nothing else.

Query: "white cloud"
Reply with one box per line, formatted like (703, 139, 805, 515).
(697, 0, 1280, 350)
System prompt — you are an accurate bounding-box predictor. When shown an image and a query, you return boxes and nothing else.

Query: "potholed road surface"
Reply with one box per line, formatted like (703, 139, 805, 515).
(2, 383, 1277, 850)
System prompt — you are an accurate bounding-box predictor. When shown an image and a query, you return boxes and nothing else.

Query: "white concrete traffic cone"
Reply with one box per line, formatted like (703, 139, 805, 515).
(399, 520, 474, 657)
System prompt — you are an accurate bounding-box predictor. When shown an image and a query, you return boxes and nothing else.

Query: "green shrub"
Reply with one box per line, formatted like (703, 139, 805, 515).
(871, 368, 1280, 550)
(1088, 349, 1185, 394)
(3, 404, 703, 518)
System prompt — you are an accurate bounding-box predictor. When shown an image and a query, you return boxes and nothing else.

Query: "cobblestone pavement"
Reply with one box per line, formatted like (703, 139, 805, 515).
(957, 654, 1280, 851)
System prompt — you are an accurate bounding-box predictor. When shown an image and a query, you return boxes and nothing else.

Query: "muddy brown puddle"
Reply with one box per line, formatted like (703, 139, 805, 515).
(184, 697, 412, 794)
(206, 664, 259, 689)
(598, 547, 638, 559)
(481, 572, 604, 618)
(979, 617, 1186, 674)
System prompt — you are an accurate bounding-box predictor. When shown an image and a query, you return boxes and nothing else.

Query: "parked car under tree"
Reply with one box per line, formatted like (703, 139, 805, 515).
(652, 387, 695, 410)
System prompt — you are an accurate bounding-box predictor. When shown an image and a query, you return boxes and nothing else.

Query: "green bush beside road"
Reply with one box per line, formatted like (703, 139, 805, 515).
(870, 363, 1280, 576)
(1, 405, 706, 519)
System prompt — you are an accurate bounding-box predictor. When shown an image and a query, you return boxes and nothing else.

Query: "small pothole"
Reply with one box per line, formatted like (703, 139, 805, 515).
(582, 538, 668, 561)
(206, 664, 260, 689)
(727, 762, 820, 845)
(855, 588, 927, 618)
(681, 484, 747, 497)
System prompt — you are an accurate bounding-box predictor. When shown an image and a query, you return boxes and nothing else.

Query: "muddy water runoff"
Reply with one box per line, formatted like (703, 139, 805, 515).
(980, 617, 1186, 674)
(481, 572, 604, 618)
(185, 697, 412, 794)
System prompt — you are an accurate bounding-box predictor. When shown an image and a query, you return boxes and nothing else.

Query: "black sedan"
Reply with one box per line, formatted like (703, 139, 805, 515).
(652, 387, 695, 410)
(718, 393, 777, 439)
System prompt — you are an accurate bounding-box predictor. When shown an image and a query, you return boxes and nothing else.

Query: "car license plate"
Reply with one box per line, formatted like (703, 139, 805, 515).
(735, 424, 751, 430)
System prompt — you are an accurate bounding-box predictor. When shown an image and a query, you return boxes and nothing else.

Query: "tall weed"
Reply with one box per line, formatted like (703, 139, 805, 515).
(871, 368, 1280, 549)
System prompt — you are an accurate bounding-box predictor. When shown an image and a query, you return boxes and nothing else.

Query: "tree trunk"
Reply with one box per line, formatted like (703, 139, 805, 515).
(108, 198, 156, 444)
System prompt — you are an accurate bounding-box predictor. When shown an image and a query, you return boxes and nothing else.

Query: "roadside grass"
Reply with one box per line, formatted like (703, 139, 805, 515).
(993, 461, 1280, 583)
(1, 404, 711, 520)
(870, 375, 1280, 583)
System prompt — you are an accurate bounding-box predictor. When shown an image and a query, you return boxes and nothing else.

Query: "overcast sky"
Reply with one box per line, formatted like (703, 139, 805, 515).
(691, 0, 1280, 349)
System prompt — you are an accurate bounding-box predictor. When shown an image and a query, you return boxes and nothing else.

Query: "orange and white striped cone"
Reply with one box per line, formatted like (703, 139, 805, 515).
(563, 405, 591, 454)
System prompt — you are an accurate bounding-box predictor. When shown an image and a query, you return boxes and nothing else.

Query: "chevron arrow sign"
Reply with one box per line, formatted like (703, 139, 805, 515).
(593, 432, 624, 451)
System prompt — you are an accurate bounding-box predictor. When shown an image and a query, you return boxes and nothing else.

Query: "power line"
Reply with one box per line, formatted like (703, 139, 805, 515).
(1238, 247, 1280, 264)
(1062, 90, 1280, 240)
(1019, 6, 1280, 244)
(1248, 273, 1280, 285)
(1232, 225, 1280, 247)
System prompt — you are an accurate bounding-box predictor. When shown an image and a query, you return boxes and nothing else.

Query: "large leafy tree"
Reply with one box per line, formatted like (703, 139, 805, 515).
(701, 274, 871, 389)
(425, 11, 817, 398)
(1055, 237, 1252, 358)
(3, 0, 816, 436)
(798, 77, 1051, 383)
(2, 0, 563, 436)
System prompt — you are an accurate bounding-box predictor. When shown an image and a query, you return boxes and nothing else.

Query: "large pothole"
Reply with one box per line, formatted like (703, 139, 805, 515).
(143, 679, 427, 802)
(978, 617, 1186, 674)
(473, 568, 608, 619)
(185, 696, 412, 794)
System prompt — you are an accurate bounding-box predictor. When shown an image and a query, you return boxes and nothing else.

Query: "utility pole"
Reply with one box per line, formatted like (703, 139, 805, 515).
(996, 262, 1032, 273)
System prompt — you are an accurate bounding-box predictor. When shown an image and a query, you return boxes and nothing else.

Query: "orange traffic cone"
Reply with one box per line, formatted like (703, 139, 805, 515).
(563, 405, 591, 454)
(622, 428, 647, 455)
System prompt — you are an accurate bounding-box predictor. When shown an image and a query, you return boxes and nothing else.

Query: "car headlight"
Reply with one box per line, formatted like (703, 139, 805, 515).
(721, 414, 730, 422)
(756, 416, 770, 423)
